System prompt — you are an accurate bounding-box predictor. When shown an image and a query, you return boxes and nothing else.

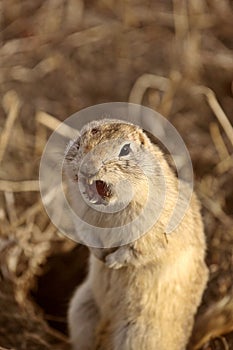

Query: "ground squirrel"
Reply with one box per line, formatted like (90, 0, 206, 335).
(64, 119, 208, 350)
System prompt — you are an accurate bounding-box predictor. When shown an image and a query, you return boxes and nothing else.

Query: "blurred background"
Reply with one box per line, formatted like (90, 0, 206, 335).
(0, 0, 232, 349)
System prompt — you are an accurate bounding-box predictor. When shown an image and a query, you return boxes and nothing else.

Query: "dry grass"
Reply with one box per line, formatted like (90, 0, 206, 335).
(0, 0, 232, 349)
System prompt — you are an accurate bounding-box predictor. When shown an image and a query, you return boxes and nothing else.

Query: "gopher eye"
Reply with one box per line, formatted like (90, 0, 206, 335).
(119, 143, 131, 157)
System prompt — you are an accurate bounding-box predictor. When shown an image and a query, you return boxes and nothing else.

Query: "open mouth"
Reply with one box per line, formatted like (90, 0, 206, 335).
(82, 179, 112, 205)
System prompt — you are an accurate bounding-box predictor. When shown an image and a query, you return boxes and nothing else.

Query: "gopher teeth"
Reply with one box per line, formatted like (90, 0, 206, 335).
(90, 197, 99, 204)
(88, 179, 93, 185)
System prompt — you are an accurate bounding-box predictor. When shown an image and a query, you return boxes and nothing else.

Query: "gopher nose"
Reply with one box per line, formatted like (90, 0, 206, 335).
(79, 169, 96, 179)
(80, 159, 99, 179)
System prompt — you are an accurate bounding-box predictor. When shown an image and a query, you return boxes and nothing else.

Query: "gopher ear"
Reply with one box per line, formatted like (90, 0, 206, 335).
(142, 130, 158, 145)
(138, 129, 152, 147)
(143, 130, 167, 152)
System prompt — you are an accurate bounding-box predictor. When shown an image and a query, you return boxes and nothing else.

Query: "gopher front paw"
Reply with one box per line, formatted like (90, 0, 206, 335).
(105, 255, 124, 269)
(105, 246, 132, 269)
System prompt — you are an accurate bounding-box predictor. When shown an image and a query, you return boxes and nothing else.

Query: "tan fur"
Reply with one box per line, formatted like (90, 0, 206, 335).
(66, 119, 208, 350)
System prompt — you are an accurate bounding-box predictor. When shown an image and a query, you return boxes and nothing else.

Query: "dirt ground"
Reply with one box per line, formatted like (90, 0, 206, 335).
(0, 0, 232, 349)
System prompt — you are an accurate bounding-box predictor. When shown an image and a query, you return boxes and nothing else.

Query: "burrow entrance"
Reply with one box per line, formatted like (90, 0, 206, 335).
(31, 245, 89, 334)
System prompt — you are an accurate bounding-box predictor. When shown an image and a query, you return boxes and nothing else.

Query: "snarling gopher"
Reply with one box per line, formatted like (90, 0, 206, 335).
(65, 119, 208, 350)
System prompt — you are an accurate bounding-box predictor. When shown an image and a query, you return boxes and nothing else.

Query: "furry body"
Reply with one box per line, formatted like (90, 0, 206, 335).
(65, 119, 208, 350)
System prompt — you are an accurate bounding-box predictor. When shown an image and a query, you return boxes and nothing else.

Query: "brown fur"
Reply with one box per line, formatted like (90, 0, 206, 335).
(66, 119, 208, 350)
